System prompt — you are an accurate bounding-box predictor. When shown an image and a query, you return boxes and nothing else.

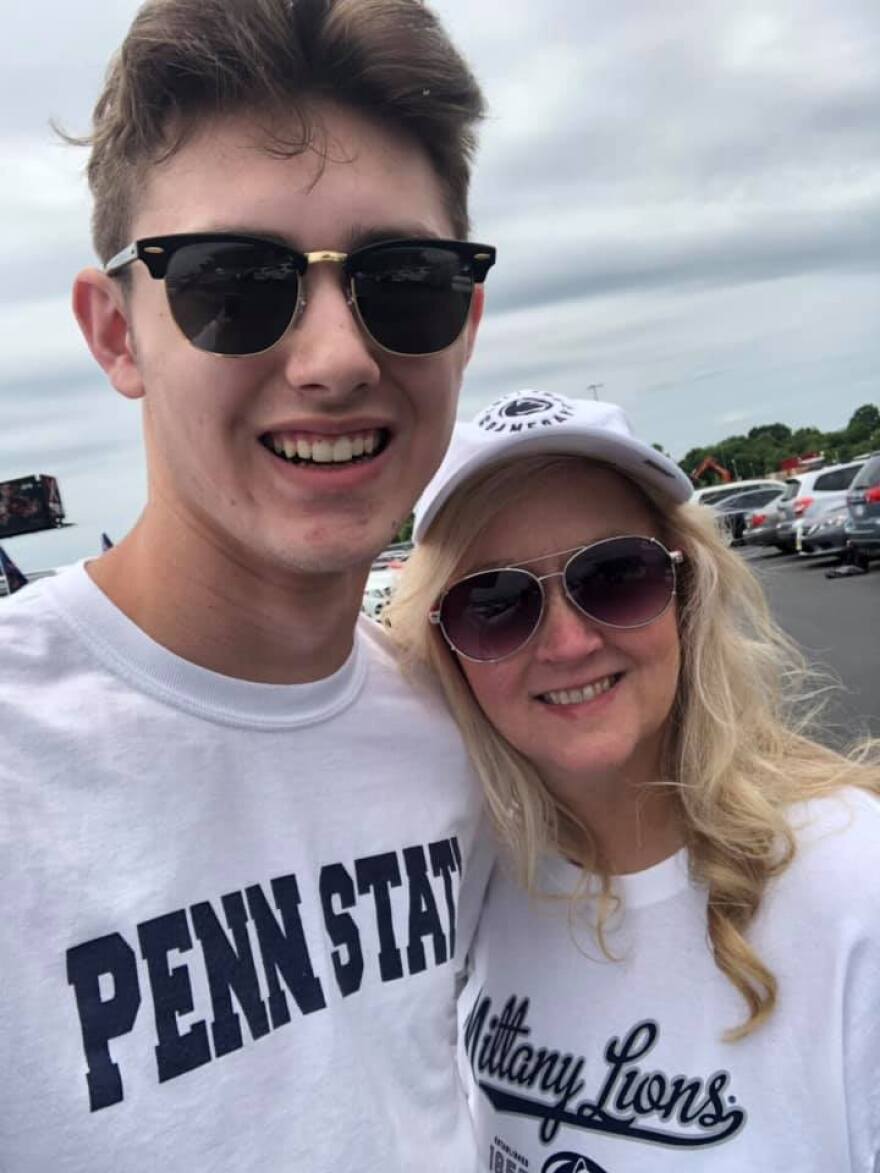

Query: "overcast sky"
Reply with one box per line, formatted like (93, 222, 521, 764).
(2, 0, 879, 569)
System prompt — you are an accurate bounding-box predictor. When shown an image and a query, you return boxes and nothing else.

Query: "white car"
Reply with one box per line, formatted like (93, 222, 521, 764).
(692, 479, 783, 508)
(362, 565, 402, 621)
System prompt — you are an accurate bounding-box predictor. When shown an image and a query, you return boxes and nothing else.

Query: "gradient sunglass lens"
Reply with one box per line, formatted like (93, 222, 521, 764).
(565, 538, 675, 627)
(351, 243, 476, 355)
(164, 240, 302, 356)
(439, 570, 543, 662)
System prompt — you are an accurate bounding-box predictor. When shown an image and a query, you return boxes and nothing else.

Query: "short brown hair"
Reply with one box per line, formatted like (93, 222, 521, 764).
(73, 0, 486, 262)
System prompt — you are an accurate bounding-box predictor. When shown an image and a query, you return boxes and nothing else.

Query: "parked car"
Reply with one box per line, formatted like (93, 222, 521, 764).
(774, 461, 865, 552)
(370, 540, 413, 569)
(741, 501, 785, 549)
(798, 507, 851, 558)
(692, 479, 782, 508)
(362, 566, 400, 621)
(845, 453, 880, 560)
(712, 485, 788, 544)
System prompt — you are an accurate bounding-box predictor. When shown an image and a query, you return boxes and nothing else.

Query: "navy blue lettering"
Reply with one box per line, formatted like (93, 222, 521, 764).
(429, 838, 458, 957)
(450, 836, 463, 873)
(190, 893, 270, 1058)
(403, 844, 447, 973)
(138, 910, 211, 1084)
(67, 933, 141, 1111)
(355, 851, 404, 982)
(319, 863, 364, 997)
(246, 876, 327, 1024)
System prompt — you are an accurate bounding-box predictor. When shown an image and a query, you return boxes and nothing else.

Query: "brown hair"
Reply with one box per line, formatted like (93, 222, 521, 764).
(68, 0, 486, 262)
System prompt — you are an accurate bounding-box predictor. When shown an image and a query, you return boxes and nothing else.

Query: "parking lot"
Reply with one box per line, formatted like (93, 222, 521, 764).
(743, 547, 879, 744)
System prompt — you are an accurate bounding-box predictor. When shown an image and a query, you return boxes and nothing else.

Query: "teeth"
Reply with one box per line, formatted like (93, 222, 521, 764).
(266, 429, 383, 465)
(541, 675, 618, 706)
(332, 437, 353, 463)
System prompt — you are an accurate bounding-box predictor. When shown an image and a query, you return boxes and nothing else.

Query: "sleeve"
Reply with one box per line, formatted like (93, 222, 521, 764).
(840, 805, 880, 1172)
(453, 812, 497, 984)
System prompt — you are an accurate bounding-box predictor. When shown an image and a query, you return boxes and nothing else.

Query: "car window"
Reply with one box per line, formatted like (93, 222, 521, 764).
(699, 487, 740, 506)
(814, 465, 862, 492)
(780, 480, 800, 500)
(725, 488, 777, 508)
(754, 488, 784, 506)
(850, 455, 880, 489)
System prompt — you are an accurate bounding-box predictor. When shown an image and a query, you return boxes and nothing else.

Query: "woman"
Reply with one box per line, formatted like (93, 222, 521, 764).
(388, 390, 880, 1173)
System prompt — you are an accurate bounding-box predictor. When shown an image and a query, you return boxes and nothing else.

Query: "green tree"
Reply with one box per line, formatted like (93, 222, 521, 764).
(846, 404, 880, 445)
(394, 513, 414, 543)
(748, 423, 791, 445)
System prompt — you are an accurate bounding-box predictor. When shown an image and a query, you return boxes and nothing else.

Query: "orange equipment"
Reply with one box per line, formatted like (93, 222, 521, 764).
(690, 455, 732, 484)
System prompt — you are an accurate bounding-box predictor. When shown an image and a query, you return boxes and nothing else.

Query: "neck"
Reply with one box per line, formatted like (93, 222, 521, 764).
(552, 761, 684, 875)
(87, 505, 369, 684)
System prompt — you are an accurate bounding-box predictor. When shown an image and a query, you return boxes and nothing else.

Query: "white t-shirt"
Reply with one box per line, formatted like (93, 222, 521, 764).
(0, 565, 492, 1172)
(459, 788, 880, 1173)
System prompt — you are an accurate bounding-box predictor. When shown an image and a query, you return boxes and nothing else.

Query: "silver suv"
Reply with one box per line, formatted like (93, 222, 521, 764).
(775, 461, 865, 552)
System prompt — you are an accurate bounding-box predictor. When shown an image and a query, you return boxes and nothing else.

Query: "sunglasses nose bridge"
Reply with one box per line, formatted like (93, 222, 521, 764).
(293, 250, 361, 335)
(532, 577, 608, 661)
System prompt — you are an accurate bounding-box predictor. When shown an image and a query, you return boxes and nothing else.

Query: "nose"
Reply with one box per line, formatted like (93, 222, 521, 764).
(532, 579, 606, 663)
(280, 264, 381, 402)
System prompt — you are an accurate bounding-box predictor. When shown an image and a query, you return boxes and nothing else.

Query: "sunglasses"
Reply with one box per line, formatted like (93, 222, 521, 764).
(429, 536, 684, 663)
(104, 233, 496, 358)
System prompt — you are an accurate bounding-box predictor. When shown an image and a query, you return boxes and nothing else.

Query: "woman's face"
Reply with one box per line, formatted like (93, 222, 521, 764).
(452, 464, 682, 805)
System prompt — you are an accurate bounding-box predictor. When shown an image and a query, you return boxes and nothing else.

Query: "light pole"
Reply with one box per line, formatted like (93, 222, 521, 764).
(586, 383, 604, 401)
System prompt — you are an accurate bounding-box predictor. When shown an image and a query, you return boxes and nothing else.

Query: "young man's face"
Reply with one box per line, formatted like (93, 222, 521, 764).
(104, 104, 482, 575)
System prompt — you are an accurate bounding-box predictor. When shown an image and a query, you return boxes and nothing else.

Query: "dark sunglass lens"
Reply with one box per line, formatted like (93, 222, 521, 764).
(440, 571, 542, 661)
(351, 244, 474, 355)
(165, 241, 300, 355)
(566, 538, 674, 627)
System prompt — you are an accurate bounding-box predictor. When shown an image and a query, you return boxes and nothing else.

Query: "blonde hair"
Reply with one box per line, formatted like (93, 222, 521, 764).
(387, 454, 880, 1039)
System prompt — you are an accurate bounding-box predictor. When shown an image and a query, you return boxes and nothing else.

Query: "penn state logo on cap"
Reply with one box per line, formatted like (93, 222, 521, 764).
(477, 390, 575, 434)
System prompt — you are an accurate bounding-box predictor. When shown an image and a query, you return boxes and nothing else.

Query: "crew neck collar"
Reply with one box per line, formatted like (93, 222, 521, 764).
(543, 845, 691, 909)
(44, 562, 368, 730)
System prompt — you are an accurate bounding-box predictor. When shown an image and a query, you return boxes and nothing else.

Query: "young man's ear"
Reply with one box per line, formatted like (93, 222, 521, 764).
(72, 269, 145, 401)
(463, 283, 485, 365)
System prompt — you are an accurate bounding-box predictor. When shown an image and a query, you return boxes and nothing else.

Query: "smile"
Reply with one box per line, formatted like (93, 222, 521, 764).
(260, 428, 390, 467)
(537, 673, 623, 706)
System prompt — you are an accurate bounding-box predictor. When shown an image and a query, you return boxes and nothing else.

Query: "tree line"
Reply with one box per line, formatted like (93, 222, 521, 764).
(674, 403, 880, 484)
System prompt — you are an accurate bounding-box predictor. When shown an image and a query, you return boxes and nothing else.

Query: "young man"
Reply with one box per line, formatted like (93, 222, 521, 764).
(0, 1, 495, 1168)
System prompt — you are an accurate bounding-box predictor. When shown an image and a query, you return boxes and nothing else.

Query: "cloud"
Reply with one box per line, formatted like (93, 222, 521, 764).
(2, 0, 879, 562)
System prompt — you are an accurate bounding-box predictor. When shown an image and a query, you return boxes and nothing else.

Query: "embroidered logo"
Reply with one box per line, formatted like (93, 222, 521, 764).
(476, 393, 575, 434)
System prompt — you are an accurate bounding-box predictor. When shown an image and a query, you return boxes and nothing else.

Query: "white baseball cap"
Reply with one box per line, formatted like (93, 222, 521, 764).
(414, 389, 693, 542)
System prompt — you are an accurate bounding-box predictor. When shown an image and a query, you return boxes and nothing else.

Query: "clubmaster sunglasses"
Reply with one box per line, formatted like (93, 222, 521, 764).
(429, 535, 684, 663)
(104, 233, 496, 358)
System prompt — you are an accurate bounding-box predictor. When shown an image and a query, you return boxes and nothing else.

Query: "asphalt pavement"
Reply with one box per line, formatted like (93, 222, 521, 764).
(742, 547, 879, 745)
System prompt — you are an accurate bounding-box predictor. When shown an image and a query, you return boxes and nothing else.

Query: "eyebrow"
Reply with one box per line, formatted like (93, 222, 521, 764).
(196, 223, 445, 252)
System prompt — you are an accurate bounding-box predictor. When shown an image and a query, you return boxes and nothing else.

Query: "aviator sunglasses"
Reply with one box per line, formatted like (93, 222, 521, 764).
(105, 233, 496, 358)
(430, 535, 684, 663)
